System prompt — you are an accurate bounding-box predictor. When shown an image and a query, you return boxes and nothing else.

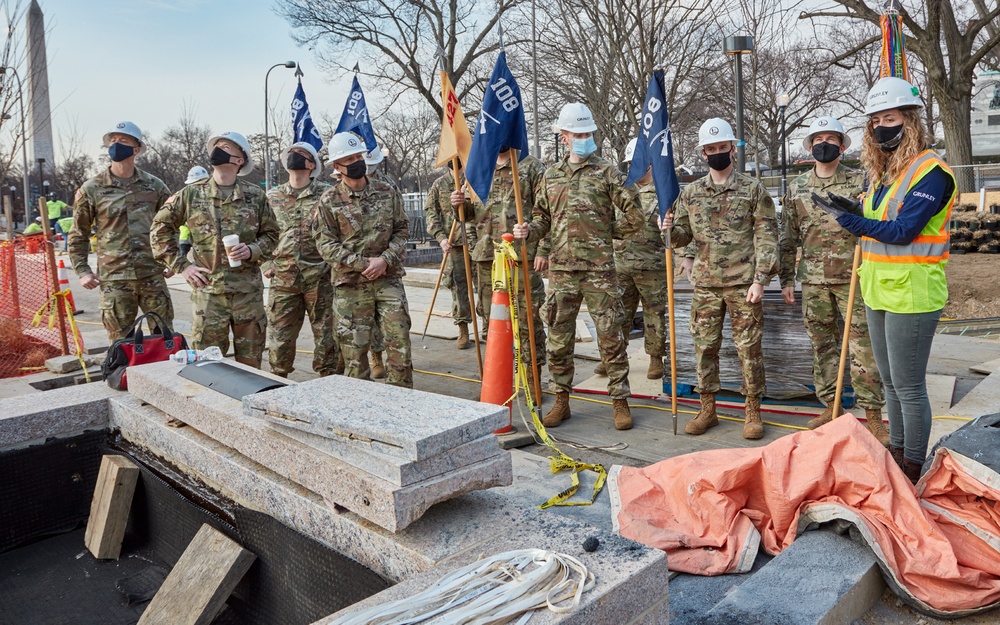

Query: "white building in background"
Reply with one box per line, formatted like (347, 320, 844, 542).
(972, 71, 1000, 158)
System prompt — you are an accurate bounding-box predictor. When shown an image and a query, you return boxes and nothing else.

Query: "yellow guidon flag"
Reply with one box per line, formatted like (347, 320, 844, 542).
(435, 71, 473, 168)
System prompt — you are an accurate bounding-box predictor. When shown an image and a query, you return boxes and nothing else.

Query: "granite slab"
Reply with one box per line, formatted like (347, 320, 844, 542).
(243, 375, 508, 461)
(268, 421, 504, 486)
(0, 382, 115, 451)
(126, 359, 513, 532)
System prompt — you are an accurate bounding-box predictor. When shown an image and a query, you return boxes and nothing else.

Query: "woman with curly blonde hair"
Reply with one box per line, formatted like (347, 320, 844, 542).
(813, 77, 957, 484)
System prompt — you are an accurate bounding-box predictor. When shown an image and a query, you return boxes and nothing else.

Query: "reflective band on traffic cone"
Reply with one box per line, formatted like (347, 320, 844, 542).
(480, 246, 515, 434)
(57, 259, 77, 313)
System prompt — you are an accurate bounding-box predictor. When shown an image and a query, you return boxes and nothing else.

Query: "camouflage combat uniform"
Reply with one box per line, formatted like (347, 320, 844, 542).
(471, 155, 548, 365)
(313, 178, 412, 388)
(425, 171, 475, 326)
(150, 178, 279, 368)
(779, 165, 884, 409)
(669, 171, 779, 397)
(68, 168, 174, 341)
(265, 180, 337, 377)
(615, 183, 667, 361)
(525, 154, 632, 398)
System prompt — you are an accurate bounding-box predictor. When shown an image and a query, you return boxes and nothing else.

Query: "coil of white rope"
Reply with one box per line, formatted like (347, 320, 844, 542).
(330, 549, 595, 625)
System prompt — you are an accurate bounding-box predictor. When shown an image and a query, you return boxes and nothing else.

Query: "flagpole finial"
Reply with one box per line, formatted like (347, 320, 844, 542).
(352, 62, 360, 75)
(295, 64, 304, 79)
(435, 44, 446, 72)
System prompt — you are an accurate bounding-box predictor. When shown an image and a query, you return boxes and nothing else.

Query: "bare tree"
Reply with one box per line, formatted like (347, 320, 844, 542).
(800, 0, 1000, 190)
(53, 116, 94, 199)
(276, 0, 526, 118)
(377, 104, 439, 193)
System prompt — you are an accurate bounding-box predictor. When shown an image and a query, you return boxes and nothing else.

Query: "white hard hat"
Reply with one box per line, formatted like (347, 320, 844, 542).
(698, 118, 737, 147)
(364, 145, 385, 166)
(103, 121, 143, 147)
(802, 116, 851, 151)
(864, 77, 923, 116)
(280, 142, 323, 178)
(552, 102, 598, 133)
(326, 132, 367, 164)
(207, 131, 254, 177)
(622, 138, 638, 163)
(184, 166, 209, 185)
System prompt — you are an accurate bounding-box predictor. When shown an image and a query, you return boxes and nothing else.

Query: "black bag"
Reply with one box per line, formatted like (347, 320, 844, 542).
(102, 312, 188, 390)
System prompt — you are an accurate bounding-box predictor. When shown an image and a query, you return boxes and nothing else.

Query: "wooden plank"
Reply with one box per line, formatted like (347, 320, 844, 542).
(138, 524, 256, 625)
(84, 454, 139, 560)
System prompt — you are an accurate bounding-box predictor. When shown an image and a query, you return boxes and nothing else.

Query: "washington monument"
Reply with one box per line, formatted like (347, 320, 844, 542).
(26, 0, 54, 178)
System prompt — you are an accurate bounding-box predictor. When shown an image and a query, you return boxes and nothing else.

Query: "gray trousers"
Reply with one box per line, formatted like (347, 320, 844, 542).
(866, 307, 941, 464)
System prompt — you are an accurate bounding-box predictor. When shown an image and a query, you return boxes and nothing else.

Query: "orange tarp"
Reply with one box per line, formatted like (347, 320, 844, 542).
(609, 416, 1000, 617)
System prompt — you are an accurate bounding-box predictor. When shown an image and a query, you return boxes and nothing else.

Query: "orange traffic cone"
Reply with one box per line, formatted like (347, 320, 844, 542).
(480, 265, 515, 434)
(57, 259, 79, 314)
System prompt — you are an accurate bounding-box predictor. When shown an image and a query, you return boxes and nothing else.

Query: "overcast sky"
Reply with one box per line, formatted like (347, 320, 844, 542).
(36, 0, 354, 161)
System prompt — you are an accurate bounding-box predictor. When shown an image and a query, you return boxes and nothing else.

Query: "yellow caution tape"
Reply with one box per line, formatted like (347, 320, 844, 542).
(31, 288, 90, 382)
(496, 238, 607, 509)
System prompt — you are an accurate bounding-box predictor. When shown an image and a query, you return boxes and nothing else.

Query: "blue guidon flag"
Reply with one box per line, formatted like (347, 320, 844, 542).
(626, 68, 680, 218)
(291, 80, 323, 152)
(335, 76, 378, 152)
(465, 51, 530, 204)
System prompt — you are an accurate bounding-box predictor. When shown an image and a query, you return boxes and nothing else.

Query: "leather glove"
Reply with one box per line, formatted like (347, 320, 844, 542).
(811, 192, 845, 219)
(826, 193, 862, 217)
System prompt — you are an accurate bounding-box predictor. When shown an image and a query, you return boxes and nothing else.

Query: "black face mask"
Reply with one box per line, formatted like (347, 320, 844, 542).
(210, 146, 237, 167)
(811, 142, 841, 164)
(343, 160, 367, 180)
(286, 152, 310, 171)
(108, 143, 135, 162)
(874, 124, 904, 151)
(706, 151, 732, 172)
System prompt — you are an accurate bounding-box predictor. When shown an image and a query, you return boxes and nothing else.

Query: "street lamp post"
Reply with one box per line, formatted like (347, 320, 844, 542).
(36, 158, 45, 218)
(723, 35, 755, 174)
(264, 61, 297, 191)
(0, 67, 32, 222)
(776, 91, 790, 196)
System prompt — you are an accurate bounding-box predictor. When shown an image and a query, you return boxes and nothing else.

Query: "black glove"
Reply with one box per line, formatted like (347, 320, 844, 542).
(810, 192, 844, 219)
(826, 193, 862, 217)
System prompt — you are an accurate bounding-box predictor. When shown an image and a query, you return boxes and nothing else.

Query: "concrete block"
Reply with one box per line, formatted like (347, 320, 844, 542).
(269, 422, 504, 486)
(0, 382, 114, 450)
(706, 530, 885, 625)
(243, 375, 508, 461)
(926, 411, 1000, 474)
(45, 354, 82, 373)
(79, 329, 110, 355)
(947, 371, 1000, 418)
(127, 360, 513, 532)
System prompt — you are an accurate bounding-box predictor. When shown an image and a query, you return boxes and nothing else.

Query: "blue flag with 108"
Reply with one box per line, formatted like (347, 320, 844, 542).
(465, 51, 530, 204)
(291, 81, 323, 151)
(335, 76, 378, 152)
(626, 69, 680, 218)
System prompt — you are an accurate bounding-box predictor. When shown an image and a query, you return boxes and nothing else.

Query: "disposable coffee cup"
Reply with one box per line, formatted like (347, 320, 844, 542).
(222, 234, 242, 267)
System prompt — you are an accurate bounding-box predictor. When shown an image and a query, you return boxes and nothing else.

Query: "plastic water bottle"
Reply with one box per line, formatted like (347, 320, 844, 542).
(171, 346, 224, 364)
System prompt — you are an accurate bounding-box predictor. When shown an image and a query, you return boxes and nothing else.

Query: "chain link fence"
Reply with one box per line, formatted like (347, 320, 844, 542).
(0, 236, 82, 378)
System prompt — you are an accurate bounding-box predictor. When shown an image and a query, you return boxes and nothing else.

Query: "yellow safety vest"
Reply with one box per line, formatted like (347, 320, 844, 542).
(859, 150, 955, 313)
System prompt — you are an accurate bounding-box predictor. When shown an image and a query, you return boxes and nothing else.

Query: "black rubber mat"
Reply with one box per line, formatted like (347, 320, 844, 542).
(0, 430, 107, 553)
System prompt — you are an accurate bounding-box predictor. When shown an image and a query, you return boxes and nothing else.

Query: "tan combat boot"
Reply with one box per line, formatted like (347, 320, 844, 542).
(806, 396, 837, 430)
(593, 360, 607, 376)
(865, 408, 890, 447)
(743, 396, 764, 440)
(542, 391, 571, 427)
(613, 398, 633, 430)
(685, 393, 719, 435)
(647, 355, 664, 380)
(370, 351, 386, 379)
(456, 322, 470, 350)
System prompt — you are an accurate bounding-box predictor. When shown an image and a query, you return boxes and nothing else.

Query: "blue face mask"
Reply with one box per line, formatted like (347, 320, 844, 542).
(571, 137, 597, 158)
(108, 142, 135, 162)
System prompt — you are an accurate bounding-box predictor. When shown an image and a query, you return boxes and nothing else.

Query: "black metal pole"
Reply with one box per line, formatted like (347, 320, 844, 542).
(35, 158, 44, 222)
(734, 53, 746, 174)
(780, 105, 787, 196)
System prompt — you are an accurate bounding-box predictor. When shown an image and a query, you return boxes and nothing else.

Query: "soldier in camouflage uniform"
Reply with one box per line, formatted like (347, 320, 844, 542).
(263, 142, 337, 378)
(454, 150, 548, 376)
(779, 116, 887, 444)
(662, 118, 779, 440)
(314, 132, 413, 388)
(607, 138, 667, 381)
(68, 121, 174, 341)
(513, 103, 633, 430)
(425, 165, 476, 350)
(150, 131, 279, 368)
